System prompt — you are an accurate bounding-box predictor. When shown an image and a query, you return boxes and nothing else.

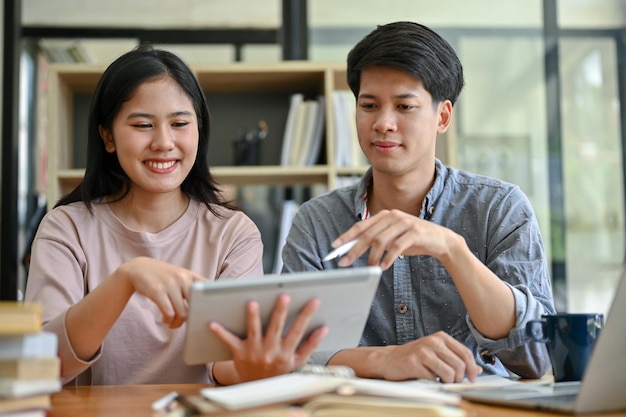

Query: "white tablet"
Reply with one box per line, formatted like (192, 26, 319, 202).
(182, 266, 382, 365)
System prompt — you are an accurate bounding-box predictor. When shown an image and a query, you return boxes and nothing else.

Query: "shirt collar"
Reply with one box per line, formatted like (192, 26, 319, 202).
(352, 159, 447, 220)
(424, 158, 448, 219)
(353, 168, 372, 220)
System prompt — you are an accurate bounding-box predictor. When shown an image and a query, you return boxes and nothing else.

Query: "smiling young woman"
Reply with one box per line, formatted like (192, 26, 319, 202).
(25, 45, 327, 387)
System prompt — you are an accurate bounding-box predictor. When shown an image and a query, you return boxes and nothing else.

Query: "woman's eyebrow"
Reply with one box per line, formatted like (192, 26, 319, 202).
(126, 110, 194, 119)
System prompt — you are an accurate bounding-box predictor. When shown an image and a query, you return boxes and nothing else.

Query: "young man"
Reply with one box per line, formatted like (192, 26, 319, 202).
(281, 21, 555, 383)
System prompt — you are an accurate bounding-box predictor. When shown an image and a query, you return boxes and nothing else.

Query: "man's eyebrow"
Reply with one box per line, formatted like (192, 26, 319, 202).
(357, 93, 419, 100)
(395, 93, 419, 99)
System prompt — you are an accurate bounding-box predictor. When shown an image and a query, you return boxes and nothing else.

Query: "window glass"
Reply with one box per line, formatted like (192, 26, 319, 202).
(558, 0, 626, 29)
(560, 38, 625, 314)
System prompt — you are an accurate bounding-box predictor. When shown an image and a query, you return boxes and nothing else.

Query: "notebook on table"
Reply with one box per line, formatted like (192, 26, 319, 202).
(462, 267, 626, 414)
(183, 266, 382, 365)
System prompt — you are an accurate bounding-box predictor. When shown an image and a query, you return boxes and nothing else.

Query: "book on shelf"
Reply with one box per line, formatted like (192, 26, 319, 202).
(288, 99, 316, 166)
(280, 93, 304, 166)
(0, 302, 42, 335)
(332, 91, 367, 168)
(297, 95, 325, 167)
(0, 393, 51, 415)
(0, 332, 58, 360)
(332, 91, 351, 167)
(343, 92, 366, 167)
(0, 357, 60, 380)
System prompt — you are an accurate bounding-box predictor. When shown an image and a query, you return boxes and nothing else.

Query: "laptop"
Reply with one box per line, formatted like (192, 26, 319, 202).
(462, 268, 626, 414)
(183, 266, 382, 365)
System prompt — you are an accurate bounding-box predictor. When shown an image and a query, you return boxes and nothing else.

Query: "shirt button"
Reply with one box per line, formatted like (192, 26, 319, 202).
(428, 206, 435, 216)
(397, 303, 408, 314)
(398, 254, 404, 259)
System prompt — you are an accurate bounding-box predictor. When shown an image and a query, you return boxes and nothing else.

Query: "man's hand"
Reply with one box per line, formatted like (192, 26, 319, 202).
(330, 209, 455, 270)
(331, 331, 482, 383)
(381, 331, 482, 382)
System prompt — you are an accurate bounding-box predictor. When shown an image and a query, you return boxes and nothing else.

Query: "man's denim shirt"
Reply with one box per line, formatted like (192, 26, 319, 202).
(282, 159, 555, 378)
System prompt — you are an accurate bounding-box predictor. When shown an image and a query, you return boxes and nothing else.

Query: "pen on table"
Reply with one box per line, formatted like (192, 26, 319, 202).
(151, 390, 179, 411)
(322, 239, 358, 262)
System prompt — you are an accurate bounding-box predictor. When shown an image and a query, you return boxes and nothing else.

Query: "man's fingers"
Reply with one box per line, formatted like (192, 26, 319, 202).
(446, 336, 481, 381)
(433, 333, 480, 382)
(409, 342, 459, 383)
(432, 350, 466, 383)
(403, 332, 479, 383)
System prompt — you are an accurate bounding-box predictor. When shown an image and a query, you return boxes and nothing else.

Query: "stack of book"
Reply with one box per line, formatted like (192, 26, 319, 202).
(0, 302, 61, 417)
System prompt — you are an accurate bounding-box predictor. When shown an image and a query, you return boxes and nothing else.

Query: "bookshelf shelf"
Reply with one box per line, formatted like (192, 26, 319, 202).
(56, 166, 331, 194)
(212, 166, 330, 186)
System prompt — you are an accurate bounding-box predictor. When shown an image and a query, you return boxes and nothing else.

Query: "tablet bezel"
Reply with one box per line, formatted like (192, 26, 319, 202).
(182, 266, 382, 365)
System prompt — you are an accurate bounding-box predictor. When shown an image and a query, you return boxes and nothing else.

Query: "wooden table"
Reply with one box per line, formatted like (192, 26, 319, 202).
(49, 384, 626, 417)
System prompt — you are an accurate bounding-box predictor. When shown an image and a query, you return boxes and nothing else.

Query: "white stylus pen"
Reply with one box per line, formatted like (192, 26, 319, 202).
(322, 239, 358, 262)
(151, 391, 178, 411)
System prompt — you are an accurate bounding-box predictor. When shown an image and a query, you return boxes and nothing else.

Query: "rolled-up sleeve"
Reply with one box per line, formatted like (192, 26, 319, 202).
(467, 186, 555, 378)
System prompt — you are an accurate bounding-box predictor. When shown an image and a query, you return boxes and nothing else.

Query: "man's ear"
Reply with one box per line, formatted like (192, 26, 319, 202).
(436, 100, 453, 134)
(99, 125, 116, 153)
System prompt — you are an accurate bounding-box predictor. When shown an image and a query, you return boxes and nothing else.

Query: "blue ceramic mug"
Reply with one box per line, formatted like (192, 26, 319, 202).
(526, 313, 603, 382)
